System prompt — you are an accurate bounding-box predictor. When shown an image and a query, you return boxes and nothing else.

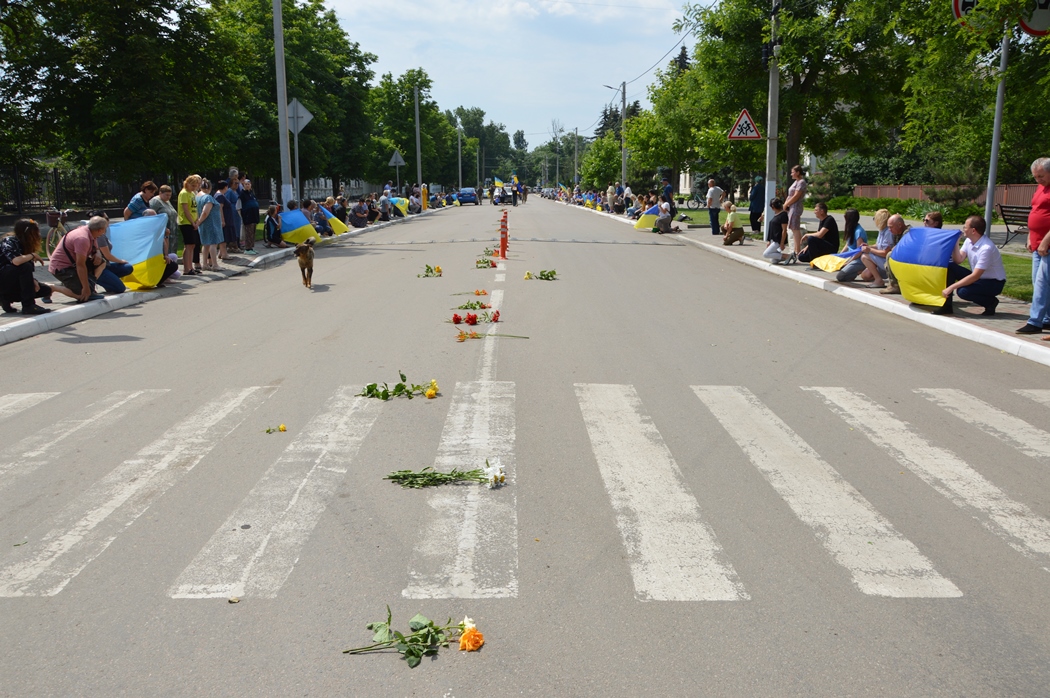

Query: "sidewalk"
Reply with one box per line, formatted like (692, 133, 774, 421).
(561, 200, 1050, 369)
(0, 210, 443, 346)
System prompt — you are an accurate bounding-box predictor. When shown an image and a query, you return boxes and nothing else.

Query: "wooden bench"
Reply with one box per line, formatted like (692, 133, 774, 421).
(996, 204, 1031, 249)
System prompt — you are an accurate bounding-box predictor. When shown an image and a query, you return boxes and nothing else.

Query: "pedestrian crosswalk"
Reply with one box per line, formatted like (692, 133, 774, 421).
(0, 382, 1048, 601)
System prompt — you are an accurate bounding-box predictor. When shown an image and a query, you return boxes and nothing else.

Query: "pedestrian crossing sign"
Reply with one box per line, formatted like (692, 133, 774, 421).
(728, 109, 762, 140)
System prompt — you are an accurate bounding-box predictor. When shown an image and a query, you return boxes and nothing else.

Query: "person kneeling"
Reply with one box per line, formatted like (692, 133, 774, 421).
(936, 215, 1005, 316)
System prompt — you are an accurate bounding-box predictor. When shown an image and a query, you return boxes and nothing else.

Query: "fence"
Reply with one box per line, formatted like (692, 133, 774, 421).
(0, 165, 278, 216)
(852, 184, 1038, 207)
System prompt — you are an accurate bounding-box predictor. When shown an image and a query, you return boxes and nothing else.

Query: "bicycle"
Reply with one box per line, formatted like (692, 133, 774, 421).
(44, 208, 74, 258)
(682, 193, 705, 210)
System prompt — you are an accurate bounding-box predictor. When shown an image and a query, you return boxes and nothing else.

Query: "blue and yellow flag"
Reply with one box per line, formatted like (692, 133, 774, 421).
(559, 183, 570, 195)
(279, 209, 315, 244)
(810, 249, 860, 273)
(887, 227, 961, 307)
(494, 177, 504, 188)
(321, 206, 349, 235)
(390, 197, 409, 217)
(634, 205, 660, 230)
(107, 215, 167, 290)
(512, 175, 519, 186)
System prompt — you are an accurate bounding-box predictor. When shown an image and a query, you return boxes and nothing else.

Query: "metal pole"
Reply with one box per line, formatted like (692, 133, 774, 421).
(763, 0, 780, 228)
(985, 28, 1009, 225)
(293, 99, 301, 202)
(574, 127, 578, 184)
(458, 127, 462, 190)
(273, 0, 292, 205)
(414, 86, 423, 194)
(621, 80, 627, 188)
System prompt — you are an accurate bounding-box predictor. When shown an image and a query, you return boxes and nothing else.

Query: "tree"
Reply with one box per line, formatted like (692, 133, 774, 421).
(580, 133, 621, 189)
(624, 67, 701, 193)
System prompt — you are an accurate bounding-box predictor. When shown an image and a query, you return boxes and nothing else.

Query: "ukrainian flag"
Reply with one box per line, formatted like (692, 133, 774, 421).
(810, 249, 859, 273)
(494, 178, 504, 188)
(391, 197, 409, 217)
(321, 206, 349, 235)
(512, 175, 519, 186)
(559, 183, 570, 196)
(107, 215, 167, 290)
(887, 226, 961, 307)
(634, 205, 660, 230)
(280, 209, 315, 244)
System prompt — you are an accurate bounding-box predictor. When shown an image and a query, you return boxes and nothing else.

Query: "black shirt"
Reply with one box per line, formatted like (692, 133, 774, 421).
(816, 215, 840, 248)
(766, 211, 788, 243)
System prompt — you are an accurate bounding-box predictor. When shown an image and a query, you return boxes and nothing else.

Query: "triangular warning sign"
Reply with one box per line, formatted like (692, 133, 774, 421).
(727, 109, 762, 140)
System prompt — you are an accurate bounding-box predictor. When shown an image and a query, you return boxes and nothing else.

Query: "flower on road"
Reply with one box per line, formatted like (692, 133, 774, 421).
(483, 457, 505, 489)
(459, 626, 484, 652)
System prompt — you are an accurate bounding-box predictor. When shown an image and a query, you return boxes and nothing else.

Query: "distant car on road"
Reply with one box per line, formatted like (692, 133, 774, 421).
(459, 187, 479, 205)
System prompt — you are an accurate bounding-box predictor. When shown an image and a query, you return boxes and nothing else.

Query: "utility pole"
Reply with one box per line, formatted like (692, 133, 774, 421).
(272, 0, 292, 205)
(763, 0, 780, 228)
(574, 127, 578, 184)
(984, 28, 1009, 225)
(457, 127, 462, 190)
(544, 154, 547, 187)
(414, 86, 423, 197)
(620, 80, 627, 188)
(476, 148, 480, 189)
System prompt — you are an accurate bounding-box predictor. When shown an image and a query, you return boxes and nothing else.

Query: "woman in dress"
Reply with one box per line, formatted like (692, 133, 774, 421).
(195, 179, 224, 271)
(783, 165, 807, 262)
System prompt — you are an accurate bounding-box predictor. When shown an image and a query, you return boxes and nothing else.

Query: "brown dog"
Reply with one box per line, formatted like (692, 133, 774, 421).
(295, 238, 315, 288)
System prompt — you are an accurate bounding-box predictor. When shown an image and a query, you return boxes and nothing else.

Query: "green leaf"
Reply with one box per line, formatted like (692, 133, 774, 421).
(405, 653, 421, 668)
(399, 371, 407, 383)
(408, 613, 430, 631)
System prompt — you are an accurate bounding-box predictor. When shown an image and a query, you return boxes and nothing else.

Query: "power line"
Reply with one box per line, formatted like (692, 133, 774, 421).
(625, 34, 687, 85)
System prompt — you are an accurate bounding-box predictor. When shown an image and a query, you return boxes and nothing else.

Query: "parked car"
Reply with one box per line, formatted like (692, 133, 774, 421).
(459, 187, 479, 205)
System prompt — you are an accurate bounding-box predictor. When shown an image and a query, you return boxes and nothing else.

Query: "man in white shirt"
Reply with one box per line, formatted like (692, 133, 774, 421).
(706, 178, 725, 235)
(937, 215, 1006, 316)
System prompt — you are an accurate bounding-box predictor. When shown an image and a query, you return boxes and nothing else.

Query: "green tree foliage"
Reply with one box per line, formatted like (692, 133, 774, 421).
(624, 66, 700, 192)
(579, 133, 621, 189)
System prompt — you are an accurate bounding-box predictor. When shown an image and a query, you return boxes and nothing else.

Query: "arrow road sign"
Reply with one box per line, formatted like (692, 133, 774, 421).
(288, 98, 313, 135)
(389, 150, 407, 167)
(727, 109, 762, 140)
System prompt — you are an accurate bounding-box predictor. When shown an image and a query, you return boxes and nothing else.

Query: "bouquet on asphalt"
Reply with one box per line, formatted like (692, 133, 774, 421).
(344, 608, 484, 668)
(418, 264, 442, 278)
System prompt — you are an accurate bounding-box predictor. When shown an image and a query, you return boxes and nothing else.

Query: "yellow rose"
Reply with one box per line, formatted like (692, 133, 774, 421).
(435, 266, 442, 274)
(459, 627, 484, 651)
(425, 388, 437, 399)
(524, 271, 532, 280)
(278, 424, 287, 432)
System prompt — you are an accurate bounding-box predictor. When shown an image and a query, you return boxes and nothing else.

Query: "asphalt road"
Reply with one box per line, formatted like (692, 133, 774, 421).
(2, 200, 1049, 696)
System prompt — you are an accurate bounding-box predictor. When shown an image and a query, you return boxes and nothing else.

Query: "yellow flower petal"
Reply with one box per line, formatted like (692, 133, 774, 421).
(278, 424, 286, 432)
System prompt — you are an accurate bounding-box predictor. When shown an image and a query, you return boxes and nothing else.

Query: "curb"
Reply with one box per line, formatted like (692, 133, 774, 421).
(0, 207, 446, 347)
(679, 236, 1050, 369)
(0, 290, 160, 347)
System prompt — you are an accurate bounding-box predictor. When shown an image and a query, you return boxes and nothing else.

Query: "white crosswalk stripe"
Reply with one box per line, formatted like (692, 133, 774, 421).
(0, 387, 276, 597)
(693, 386, 960, 598)
(806, 387, 1050, 563)
(403, 381, 518, 599)
(575, 383, 747, 601)
(0, 390, 168, 492)
(169, 387, 382, 599)
(918, 388, 1050, 460)
(0, 392, 59, 422)
(1014, 389, 1050, 409)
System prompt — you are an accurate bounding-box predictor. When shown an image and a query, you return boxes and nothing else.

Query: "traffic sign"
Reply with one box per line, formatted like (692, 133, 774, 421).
(1020, 0, 1049, 36)
(951, 0, 977, 21)
(727, 109, 762, 140)
(288, 98, 313, 135)
(389, 150, 407, 167)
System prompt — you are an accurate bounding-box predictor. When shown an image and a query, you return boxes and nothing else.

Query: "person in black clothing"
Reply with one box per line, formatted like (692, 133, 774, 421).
(0, 219, 76, 314)
(797, 201, 839, 263)
(333, 196, 348, 224)
(239, 179, 260, 254)
(763, 198, 791, 264)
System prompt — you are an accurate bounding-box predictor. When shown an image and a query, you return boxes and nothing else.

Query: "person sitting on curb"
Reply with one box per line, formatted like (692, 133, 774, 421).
(0, 219, 77, 314)
(655, 194, 681, 235)
(349, 198, 369, 228)
(87, 210, 132, 295)
(762, 198, 790, 264)
(721, 201, 745, 245)
(797, 202, 839, 264)
(263, 205, 286, 248)
(841, 208, 866, 252)
(836, 209, 895, 286)
(935, 215, 1005, 317)
(48, 216, 108, 304)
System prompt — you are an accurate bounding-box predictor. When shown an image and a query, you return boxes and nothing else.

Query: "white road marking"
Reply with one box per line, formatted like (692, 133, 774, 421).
(169, 387, 381, 599)
(693, 386, 960, 597)
(403, 381, 517, 598)
(1015, 389, 1050, 410)
(918, 388, 1050, 460)
(0, 390, 168, 490)
(496, 262, 506, 270)
(476, 290, 504, 382)
(574, 383, 747, 601)
(0, 387, 275, 596)
(489, 289, 503, 310)
(0, 392, 59, 421)
(494, 273, 505, 282)
(807, 387, 1050, 563)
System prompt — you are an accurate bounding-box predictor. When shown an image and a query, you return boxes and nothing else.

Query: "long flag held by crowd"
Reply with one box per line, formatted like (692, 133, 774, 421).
(320, 206, 349, 235)
(107, 215, 167, 290)
(390, 197, 409, 217)
(887, 226, 961, 307)
(279, 209, 315, 244)
(634, 205, 660, 230)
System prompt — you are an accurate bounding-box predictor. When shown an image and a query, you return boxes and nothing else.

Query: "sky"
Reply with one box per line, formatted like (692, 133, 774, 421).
(327, 0, 687, 148)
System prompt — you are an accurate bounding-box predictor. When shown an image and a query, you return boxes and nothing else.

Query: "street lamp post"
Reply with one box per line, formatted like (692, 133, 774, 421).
(272, 0, 292, 205)
(603, 82, 628, 188)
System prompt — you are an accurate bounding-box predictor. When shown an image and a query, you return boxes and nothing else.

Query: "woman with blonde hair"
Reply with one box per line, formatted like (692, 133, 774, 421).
(195, 178, 224, 271)
(721, 201, 745, 245)
(178, 175, 202, 274)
